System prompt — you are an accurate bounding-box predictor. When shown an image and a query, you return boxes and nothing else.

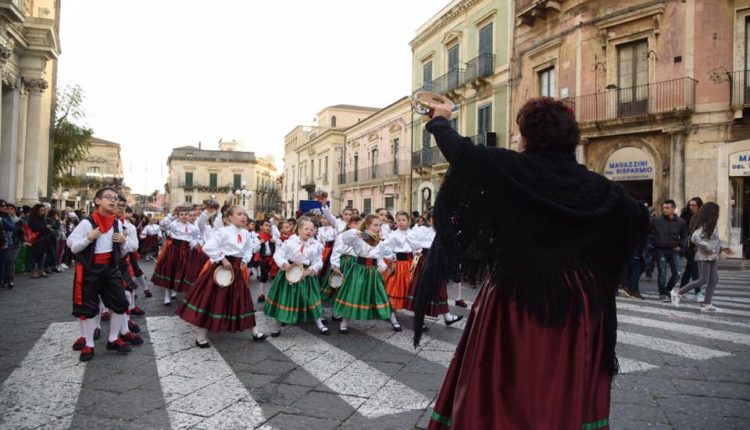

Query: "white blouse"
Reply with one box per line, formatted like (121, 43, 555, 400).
(273, 234, 324, 274)
(407, 226, 435, 251)
(317, 225, 336, 244)
(202, 225, 260, 264)
(122, 220, 139, 254)
(160, 215, 201, 245)
(382, 228, 414, 260)
(380, 223, 391, 240)
(343, 231, 387, 272)
(140, 224, 161, 238)
(329, 230, 355, 270)
(67, 219, 129, 255)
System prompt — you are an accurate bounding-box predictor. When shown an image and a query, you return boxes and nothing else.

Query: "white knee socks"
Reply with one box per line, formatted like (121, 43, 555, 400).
(109, 313, 127, 342)
(82, 318, 98, 347)
(164, 288, 171, 304)
(389, 312, 399, 325)
(196, 327, 209, 342)
(125, 291, 134, 310)
(340, 318, 348, 330)
(136, 275, 150, 291)
(315, 318, 325, 330)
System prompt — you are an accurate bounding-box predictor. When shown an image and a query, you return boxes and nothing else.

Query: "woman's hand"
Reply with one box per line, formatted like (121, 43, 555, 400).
(429, 102, 452, 120)
(221, 258, 232, 270)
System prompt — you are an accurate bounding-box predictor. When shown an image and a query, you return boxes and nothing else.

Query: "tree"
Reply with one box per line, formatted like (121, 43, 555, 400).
(53, 84, 94, 187)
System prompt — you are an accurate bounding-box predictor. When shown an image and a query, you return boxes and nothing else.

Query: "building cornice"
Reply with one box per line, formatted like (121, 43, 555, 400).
(410, 0, 483, 49)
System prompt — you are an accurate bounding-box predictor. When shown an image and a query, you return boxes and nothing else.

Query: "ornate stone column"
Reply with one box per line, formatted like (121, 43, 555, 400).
(0, 44, 12, 200)
(20, 78, 48, 204)
(14, 84, 27, 201)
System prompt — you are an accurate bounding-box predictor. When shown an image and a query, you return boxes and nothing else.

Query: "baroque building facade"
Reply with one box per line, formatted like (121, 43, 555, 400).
(58, 136, 124, 211)
(281, 105, 379, 217)
(0, 0, 61, 204)
(166, 140, 278, 218)
(512, 0, 750, 257)
(410, 0, 512, 213)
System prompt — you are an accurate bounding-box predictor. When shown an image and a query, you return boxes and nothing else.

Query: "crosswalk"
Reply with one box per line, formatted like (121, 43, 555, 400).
(0, 273, 747, 429)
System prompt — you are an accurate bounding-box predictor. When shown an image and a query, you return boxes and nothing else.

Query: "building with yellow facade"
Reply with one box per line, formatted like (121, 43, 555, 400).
(0, 0, 61, 204)
(56, 136, 124, 211)
(166, 139, 278, 218)
(410, 0, 512, 213)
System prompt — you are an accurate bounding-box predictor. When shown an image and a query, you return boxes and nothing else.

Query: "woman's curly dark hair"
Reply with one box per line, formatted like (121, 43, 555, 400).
(516, 97, 579, 152)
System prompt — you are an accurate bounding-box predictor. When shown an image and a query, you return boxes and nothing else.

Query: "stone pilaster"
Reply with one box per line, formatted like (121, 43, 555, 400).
(15, 84, 27, 202)
(20, 78, 47, 204)
(0, 75, 19, 200)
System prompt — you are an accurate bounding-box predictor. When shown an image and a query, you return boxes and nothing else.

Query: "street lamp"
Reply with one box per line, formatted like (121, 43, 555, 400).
(234, 188, 251, 208)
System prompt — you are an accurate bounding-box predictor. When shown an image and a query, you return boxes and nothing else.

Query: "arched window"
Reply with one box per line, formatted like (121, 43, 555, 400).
(331, 115, 337, 128)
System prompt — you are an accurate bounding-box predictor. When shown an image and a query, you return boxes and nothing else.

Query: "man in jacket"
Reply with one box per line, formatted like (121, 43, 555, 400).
(650, 199, 687, 301)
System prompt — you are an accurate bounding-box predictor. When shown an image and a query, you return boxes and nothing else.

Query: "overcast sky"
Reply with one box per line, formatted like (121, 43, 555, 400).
(57, 0, 450, 194)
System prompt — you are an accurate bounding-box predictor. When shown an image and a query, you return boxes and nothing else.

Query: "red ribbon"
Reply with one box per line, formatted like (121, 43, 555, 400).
(237, 234, 242, 244)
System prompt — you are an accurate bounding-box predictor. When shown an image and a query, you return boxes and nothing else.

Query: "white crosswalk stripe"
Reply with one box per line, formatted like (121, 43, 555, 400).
(617, 330, 729, 360)
(618, 314, 750, 345)
(147, 316, 274, 430)
(618, 358, 659, 374)
(0, 322, 85, 430)
(255, 314, 431, 418)
(616, 301, 750, 329)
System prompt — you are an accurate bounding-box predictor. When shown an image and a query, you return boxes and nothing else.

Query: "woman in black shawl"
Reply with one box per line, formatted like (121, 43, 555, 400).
(417, 98, 648, 430)
(27, 204, 53, 279)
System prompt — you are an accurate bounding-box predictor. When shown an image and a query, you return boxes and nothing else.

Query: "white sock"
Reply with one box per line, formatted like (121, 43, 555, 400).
(120, 314, 130, 336)
(196, 327, 209, 342)
(99, 299, 106, 313)
(136, 275, 149, 291)
(109, 313, 127, 342)
(78, 319, 85, 337)
(340, 319, 348, 330)
(390, 313, 399, 325)
(272, 319, 282, 331)
(315, 318, 325, 330)
(170, 289, 177, 298)
(164, 288, 171, 303)
(456, 281, 463, 300)
(82, 318, 98, 347)
(95, 313, 102, 330)
(124, 291, 134, 310)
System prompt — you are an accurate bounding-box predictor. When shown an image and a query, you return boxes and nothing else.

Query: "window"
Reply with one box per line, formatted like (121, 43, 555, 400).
(421, 188, 432, 214)
(539, 67, 556, 98)
(233, 174, 241, 190)
(318, 159, 322, 178)
(745, 18, 750, 102)
(310, 161, 314, 180)
(209, 173, 217, 188)
(422, 61, 433, 90)
(371, 148, 378, 179)
(331, 116, 337, 128)
(88, 166, 100, 175)
(617, 40, 649, 116)
(346, 200, 353, 209)
(479, 23, 493, 55)
(324, 156, 329, 181)
(353, 154, 359, 181)
(447, 44, 460, 90)
(185, 195, 192, 203)
(385, 196, 394, 214)
(185, 172, 193, 187)
(449, 117, 458, 131)
(478, 104, 492, 135)
(363, 198, 372, 215)
(422, 127, 432, 150)
(393, 139, 399, 174)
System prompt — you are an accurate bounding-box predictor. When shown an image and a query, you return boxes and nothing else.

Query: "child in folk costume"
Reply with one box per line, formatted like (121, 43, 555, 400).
(68, 187, 144, 362)
(115, 200, 145, 337)
(139, 217, 161, 262)
(382, 211, 416, 331)
(176, 206, 266, 347)
(317, 210, 336, 282)
(255, 220, 278, 303)
(190, 203, 221, 284)
(332, 214, 393, 334)
(376, 208, 391, 240)
(125, 207, 153, 299)
(264, 216, 329, 336)
(151, 205, 200, 306)
(320, 215, 362, 321)
(405, 211, 463, 326)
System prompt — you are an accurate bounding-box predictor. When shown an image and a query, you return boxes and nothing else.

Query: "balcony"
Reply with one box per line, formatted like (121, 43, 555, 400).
(338, 160, 411, 185)
(177, 181, 232, 192)
(517, 0, 561, 27)
(731, 69, 750, 109)
(569, 77, 696, 125)
(468, 132, 497, 147)
(411, 147, 447, 170)
(465, 54, 495, 84)
(416, 68, 465, 95)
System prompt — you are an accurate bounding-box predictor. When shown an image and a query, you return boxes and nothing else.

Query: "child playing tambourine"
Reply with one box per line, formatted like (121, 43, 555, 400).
(176, 206, 265, 348)
(264, 216, 329, 336)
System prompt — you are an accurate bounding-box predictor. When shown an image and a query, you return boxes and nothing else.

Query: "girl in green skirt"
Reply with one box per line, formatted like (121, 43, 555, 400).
(321, 216, 362, 319)
(265, 216, 329, 336)
(332, 214, 393, 334)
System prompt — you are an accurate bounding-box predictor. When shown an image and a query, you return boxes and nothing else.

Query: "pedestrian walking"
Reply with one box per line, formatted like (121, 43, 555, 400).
(651, 199, 687, 301)
(679, 197, 704, 301)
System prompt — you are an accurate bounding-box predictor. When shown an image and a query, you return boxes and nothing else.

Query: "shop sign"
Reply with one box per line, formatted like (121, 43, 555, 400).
(604, 147, 655, 181)
(729, 151, 750, 177)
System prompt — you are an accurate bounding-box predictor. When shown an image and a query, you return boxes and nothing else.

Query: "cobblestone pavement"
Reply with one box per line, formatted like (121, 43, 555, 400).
(0, 261, 748, 429)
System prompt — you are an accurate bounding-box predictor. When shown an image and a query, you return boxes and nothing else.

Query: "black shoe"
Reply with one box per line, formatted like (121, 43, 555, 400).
(93, 328, 101, 340)
(144, 290, 153, 298)
(257, 294, 265, 303)
(331, 315, 343, 322)
(445, 315, 464, 326)
(6, 282, 13, 290)
(101, 311, 111, 322)
(79, 346, 95, 362)
(252, 332, 268, 341)
(454, 299, 468, 308)
(128, 320, 141, 333)
(163, 301, 172, 307)
(339, 327, 348, 334)
(270, 330, 281, 337)
(120, 332, 144, 346)
(391, 323, 402, 332)
(320, 317, 328, 325)
(660, 294, 670, 302)
(72, 337, 86, 351)
(318, 326, 331, 335)
(106, 338, 131, 353)
(195, 339, 211, 348)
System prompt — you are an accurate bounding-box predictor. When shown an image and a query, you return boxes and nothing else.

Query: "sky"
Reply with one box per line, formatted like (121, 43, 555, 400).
(57, 0, 451, 194)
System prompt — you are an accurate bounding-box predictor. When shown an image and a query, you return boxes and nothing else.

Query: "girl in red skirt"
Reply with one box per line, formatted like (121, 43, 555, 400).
(382, 211, 415, 331)
(176, 205, 267, 347)
(138, 218, 161, 261)
(405, 211, 462, 326)
(316, 212, 336, 282)
(151, 205, 200, 306)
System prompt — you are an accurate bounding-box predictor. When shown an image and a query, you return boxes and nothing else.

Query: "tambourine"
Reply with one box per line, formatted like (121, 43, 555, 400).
(314, 189, 328, 200)
(285, 263, 305, 284)
(203, 199, 220, 210)
(411, 91, 457, 116)
(213, 266, 234, 288)
(328, 272, 344, 289)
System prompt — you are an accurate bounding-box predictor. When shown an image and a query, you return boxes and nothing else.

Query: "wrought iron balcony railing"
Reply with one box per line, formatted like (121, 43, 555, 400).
(465, 54, 495, 83)
(731, 69, 750, 108)
(416, 68, 465, 95)
(337, 160, 410, 185)
(411, 147, 447, 169)
(568, 77, 696, 124)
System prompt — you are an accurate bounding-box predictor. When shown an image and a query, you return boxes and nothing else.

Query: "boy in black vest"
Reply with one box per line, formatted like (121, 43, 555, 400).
(67, 187, 143, 362)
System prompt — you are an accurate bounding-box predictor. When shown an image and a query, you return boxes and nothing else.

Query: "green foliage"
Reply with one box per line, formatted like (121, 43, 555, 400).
(52, 84, 94, 186)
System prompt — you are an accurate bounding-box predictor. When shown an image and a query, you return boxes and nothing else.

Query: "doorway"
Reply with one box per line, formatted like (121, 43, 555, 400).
(617, 179, 653, 207)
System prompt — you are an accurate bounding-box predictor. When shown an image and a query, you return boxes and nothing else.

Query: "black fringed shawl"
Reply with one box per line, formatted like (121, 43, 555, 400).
(413, 117, 649, 376)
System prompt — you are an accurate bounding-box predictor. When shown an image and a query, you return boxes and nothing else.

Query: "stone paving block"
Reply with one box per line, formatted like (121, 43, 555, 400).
(264, 412, 341, 430)
(287, 390, 357, 421)
(252, 382, 313, 406)
(610, 402, 670, 424)
(341, 409, 425, 430)
(672, 379, 750, 400)
(654, 394, 750, 418)
(664, 412, 739, 430)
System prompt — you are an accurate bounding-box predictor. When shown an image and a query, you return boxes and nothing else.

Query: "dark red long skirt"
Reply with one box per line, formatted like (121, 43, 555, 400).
(318, 241, 334, 282)
(428, 278, 612, 429)
(188, 246, 210, 285)
(150, 239, 193, 292)
(176, 260, 257, 332)
(404, 255, 449, 316)
(139, 235, 160, 255)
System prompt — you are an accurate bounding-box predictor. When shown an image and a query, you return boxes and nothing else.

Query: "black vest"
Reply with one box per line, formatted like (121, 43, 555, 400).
(74, 216, 121, 270)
